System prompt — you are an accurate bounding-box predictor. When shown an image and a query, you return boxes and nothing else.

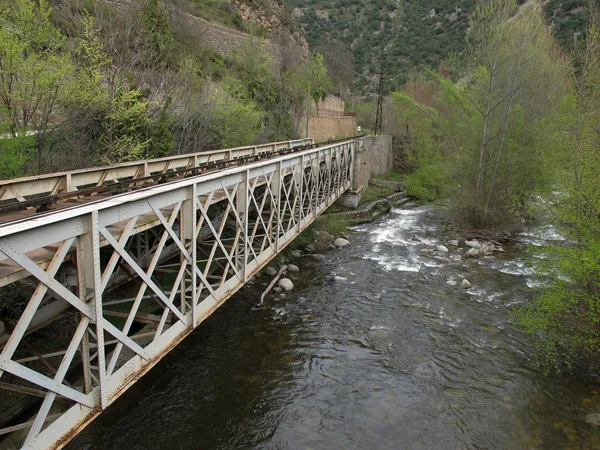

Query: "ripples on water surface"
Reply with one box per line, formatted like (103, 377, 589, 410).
(70, 206, 600, 449)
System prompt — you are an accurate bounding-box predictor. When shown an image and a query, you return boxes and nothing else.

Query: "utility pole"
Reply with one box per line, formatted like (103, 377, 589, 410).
(374, 71, 385, 135)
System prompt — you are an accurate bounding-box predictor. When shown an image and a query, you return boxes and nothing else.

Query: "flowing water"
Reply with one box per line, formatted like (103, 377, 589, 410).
(69, 205, 600, 449)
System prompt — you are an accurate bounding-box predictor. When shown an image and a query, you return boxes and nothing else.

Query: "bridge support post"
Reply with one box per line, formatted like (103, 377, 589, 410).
(237, 171, 249, 282)
(295, 156, 304, 233)
(80, 211, 107, 409)
(180, 185, 197, 326)
(311, 154, 319, 219)
(272, 162, 282, 253)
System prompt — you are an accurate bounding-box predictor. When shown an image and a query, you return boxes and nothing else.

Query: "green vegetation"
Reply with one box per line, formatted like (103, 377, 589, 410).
(286, 0, 589, 94)
(390, 1, 571, 229)
(0, 0, 331, 178)
(360, 186, 395, 204)
(518, 10, 600, 374)
(374, 170, 402, 183)
(316, 214, 352, 234)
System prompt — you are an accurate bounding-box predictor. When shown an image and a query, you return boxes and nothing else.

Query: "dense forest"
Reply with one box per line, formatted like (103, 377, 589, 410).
(0, 0, 330, 178)
(287, 0, 589, 93)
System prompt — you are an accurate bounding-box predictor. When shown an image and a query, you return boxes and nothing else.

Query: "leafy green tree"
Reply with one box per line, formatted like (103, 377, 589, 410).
(149, 98, 174, 158)
(393, 0, 571, 229)
(520, 9, 600, 373)
(207, 78, 262, 148)
(0, 0, 78, 172)
(98, 87, 151, 164)
(142, 0, 173, 62)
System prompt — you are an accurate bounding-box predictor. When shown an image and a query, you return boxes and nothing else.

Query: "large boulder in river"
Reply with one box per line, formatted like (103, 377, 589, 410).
(334, 237, 350, 248)
(465, 248, 480, 258)
(278, 278, 294, 291)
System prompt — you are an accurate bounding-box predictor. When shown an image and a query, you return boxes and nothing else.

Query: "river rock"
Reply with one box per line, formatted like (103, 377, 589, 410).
(446, 280, 457, 286)
(273, 286, 282, 293)
(305, 244, 315, 252)
(481, 245, 494, 256)
(450, 255, 462, 262)
(334, 237, 350, 248)
(436, 245, 449, 253)
(495, 246, 505, 253)
(586, 413, 600, 426)
(291, 250, 302, 258)
(288, 264, 299, 273)
(312, 253, 326, 261)
(278, 278, 294, 291)
(420, 248, 433, 254)
(265, 267, 278, 277)
(461, 279, 472, 288)
(448, 240, 459, 247)
(279, 293, 287, 299)
(334, 275, 348, 282)
(465, 248, 480, 258)
(465, 240, 482, 249)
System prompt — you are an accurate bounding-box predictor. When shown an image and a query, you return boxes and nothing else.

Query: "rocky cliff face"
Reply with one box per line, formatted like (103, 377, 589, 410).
(100, 0, 308, 63)
(234, 0, 308, 51)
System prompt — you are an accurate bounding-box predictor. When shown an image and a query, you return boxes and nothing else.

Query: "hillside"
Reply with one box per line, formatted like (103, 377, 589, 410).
(287, 0, 590, 95)
(0, 0, 328, 178)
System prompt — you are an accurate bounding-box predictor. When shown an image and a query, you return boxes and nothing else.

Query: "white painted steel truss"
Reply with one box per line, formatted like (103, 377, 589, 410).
(0, 140, 354, 449)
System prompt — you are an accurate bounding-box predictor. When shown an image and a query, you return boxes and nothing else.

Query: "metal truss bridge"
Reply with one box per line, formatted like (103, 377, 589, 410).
(0, 137, 355, 449)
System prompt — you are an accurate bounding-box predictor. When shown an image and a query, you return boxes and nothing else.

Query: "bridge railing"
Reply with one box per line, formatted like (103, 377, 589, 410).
(0, 138, 313, 204)
(0, 139, 353, 449)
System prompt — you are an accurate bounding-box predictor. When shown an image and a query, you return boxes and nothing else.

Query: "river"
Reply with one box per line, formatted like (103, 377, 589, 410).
(68, 205, 600, 449)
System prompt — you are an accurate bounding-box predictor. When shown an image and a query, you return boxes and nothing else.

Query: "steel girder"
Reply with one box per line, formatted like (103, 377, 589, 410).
(0, 139, 313, 204)
(0, 141, 354, 449)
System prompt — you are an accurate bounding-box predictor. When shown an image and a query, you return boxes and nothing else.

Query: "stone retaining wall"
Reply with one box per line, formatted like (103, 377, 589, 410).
(336, 135, 394, 208)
